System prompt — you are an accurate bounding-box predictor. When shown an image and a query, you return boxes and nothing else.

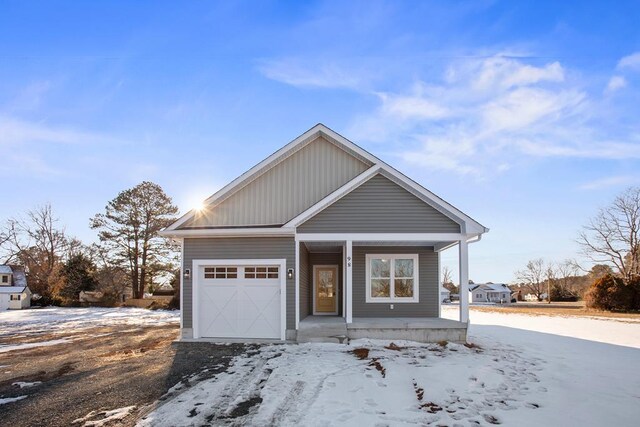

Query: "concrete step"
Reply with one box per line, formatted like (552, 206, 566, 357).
(297, 335, 348, 344)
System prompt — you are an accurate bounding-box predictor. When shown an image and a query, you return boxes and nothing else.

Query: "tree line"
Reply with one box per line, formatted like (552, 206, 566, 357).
(514, 186, 640, 311)
(0, 181, 179, 306)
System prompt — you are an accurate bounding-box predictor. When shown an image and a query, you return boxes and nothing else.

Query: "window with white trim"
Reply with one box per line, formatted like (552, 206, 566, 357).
(1, 275, 8, 284)
(10, 294, 20, 301)
(366, 254, 419, 302)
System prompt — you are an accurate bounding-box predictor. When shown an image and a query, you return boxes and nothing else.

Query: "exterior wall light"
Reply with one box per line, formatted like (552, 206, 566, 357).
(184, 269, 191, 280)
(287, 268, 294, 280)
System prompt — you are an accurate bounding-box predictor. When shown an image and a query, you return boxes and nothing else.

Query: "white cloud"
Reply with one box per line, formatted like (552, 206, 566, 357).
(346, 55, 639, 176)
(258, 58, 367, 90)
(580, 175, 639, 191)
(470, 57, 564, 91)
(617, 52, 640, 71)
(605, 75, 627, 93)
(0, 115, 115, 147)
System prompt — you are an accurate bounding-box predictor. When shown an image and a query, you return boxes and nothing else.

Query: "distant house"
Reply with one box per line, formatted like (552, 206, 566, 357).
(440, 286, 451, 302)
(470, 283, 511, 303)
(0, 265, 32, 310)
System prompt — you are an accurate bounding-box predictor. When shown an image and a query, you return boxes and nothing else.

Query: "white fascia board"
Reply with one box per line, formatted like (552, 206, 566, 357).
(376, 164, 489, 235)
(296, 233, 465, 242)
(160, 227, 295, 238)
(284, 165, 382, 228)
(165, 124, 378, 232)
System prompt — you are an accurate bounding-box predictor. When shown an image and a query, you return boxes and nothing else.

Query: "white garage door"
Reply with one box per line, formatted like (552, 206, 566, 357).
(195, 261, 284, 339)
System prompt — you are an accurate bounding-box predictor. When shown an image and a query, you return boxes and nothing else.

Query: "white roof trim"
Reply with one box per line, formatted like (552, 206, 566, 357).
(286, 164, 487, 234)
(160, 227, 296, 238)
(164, 123, 488, 235)
(283, 165, 381, 228)
(165, 124, 379, 231)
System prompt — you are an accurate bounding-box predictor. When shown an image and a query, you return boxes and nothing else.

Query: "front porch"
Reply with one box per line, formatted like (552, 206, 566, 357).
(297, 315, 468, 343)
(293, 233, 474, 343)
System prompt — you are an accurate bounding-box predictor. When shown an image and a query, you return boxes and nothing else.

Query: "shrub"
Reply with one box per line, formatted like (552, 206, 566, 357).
(585, 274, 635, 311)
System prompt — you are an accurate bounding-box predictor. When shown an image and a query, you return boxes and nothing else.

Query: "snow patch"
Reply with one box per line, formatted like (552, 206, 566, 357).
(0, 395, 27, 405)
(13, 381, 42, 388)
(72, 405, 136, 427)
(0, 338, 71, 354)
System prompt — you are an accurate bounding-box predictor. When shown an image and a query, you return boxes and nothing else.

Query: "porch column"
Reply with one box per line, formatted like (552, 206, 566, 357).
(459, 238, 469, 323)
(295, 241, 300, 329)
(345, 240, 353, 323)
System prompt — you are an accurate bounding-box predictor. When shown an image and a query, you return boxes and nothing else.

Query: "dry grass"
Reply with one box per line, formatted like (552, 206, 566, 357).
(471, 302, 640, 321)
(351, 347, 370, 360)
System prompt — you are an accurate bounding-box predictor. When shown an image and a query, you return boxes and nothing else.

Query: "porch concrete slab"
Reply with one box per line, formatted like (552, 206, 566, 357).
(348, 317, 467, 329)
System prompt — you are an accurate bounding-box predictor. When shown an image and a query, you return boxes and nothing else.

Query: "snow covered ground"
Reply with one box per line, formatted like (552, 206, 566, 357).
(140, 307, 640, 427)
(0, 307, 179, 338)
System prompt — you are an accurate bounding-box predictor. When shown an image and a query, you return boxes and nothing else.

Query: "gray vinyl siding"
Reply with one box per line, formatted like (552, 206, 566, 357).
(299, 243, 310, 320)
(181, 136, 370, 228)
(182, 237, 295, 330)
(298, 174, 461, 233)
(308, 252, 343, 316)
(352, 246, 439, 318)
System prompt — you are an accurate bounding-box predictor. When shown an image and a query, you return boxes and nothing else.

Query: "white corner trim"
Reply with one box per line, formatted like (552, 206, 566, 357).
(295, 242, 300, 329)
(365, 253, 419, 303)
(191, 258, 287, 341)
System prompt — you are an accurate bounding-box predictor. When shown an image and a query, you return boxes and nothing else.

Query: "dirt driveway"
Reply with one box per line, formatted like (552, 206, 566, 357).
(0, 322, 247, 427)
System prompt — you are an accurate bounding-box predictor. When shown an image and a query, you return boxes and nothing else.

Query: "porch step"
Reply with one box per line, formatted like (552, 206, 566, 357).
(297, 321, 348, 344)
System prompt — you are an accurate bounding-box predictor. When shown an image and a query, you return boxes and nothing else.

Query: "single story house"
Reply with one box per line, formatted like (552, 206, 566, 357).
(440, 286, 451, 302)
(161, 124, 488, 343)
(0, 265, 32, 310)
(469, 283, 511, 303)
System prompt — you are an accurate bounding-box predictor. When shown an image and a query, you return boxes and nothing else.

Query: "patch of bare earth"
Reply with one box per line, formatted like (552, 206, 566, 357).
(0, 322, 248, 427)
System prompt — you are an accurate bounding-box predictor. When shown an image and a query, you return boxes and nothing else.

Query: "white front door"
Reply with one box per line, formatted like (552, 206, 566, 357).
(194, 260, 285, 339)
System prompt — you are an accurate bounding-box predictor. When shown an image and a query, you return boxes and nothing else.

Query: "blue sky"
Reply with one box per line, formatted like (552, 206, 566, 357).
(1, 0, 639, 283)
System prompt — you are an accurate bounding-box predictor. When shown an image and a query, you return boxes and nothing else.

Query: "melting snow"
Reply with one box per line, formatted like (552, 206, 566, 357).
(0, 395, 27, 405)
(140, 307, 640, 427)
(72, 405, 137, 427)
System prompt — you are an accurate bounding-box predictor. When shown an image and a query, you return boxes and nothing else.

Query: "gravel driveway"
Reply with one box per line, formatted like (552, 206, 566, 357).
(0, 320, 248, 426)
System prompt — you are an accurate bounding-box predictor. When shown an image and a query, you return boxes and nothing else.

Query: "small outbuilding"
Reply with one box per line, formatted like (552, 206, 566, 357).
(0, 265, 32, 310)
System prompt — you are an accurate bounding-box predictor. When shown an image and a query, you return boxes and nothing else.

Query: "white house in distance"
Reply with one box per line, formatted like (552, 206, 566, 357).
(0, 265, 32, 310)
(470, 283, 511, 303)
(440, 286, 451, 302)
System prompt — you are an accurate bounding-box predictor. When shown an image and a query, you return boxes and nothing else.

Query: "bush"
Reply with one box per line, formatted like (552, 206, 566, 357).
(585, 275, 637, 311)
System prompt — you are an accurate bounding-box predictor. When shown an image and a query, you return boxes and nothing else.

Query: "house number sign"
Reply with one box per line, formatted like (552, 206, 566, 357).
(347, 256, 352, 268)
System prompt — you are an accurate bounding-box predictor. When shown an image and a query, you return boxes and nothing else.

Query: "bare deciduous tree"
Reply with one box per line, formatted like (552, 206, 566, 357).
(578, 187, 640, 283)
(0, 204, 69, 296)
(516, 258, 547, 301)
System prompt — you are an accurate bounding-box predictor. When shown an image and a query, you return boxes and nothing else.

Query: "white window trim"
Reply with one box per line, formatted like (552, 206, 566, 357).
(365, 254, 419, 303)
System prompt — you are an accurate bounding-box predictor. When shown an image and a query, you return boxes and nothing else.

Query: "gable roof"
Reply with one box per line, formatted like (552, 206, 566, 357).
(470, 283, 511, 293)
(163, 124, 488, 236)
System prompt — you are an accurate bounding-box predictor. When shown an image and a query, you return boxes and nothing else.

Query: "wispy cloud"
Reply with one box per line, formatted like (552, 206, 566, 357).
(617, 51, 640, 71)
(605, 75, 627, 93)
(580, 175, 639, 191)
(0, 115, 118, 148)
(258, 58, 369, 90)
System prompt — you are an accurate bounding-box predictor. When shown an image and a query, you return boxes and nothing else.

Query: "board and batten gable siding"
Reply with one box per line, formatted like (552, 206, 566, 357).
(352, 246, 439, 318)
(181, 136, 370, 228)
(182, 237, 295, 331)
(298, 174, 461, 233)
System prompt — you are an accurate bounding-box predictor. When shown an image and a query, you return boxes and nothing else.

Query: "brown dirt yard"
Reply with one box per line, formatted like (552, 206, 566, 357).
(470, 301, 640, 321)
(0, 319, 248, 427)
